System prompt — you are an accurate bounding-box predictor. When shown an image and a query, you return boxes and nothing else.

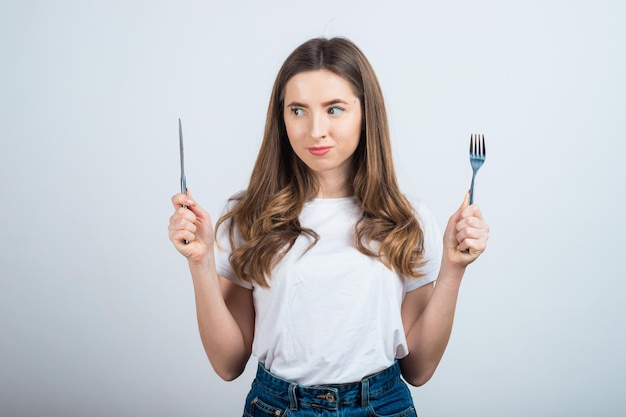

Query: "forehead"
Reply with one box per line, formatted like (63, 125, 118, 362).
(284, 70, 357, 102)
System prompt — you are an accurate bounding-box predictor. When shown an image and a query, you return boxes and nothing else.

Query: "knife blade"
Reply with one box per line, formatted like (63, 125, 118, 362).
(179, 118, 187, 197)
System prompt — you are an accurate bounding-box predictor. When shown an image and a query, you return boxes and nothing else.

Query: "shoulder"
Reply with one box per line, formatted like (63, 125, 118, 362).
(221, 190, 246, 213)
(403, 193, 440, 244)
(402, 193, 437, 228)
(402, 193, 442, 291)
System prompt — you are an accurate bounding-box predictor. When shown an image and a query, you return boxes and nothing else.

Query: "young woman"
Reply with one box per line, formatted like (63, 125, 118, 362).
(169, 37, 489, 417)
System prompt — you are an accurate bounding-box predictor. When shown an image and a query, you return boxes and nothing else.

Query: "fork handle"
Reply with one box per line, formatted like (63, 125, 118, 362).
(464, 173, 477, 254)
(469, 172, 476, 206)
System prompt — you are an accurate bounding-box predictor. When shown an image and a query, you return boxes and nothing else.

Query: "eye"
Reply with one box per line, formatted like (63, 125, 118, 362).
(328, 106, 345, 116)
(290, 107, 304, 116)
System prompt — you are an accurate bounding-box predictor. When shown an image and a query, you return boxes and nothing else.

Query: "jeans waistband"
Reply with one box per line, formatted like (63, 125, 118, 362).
(253, 361, 402, 410)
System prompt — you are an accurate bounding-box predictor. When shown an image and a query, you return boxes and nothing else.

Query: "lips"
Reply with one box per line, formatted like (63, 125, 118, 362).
(308, 146, 332, 156)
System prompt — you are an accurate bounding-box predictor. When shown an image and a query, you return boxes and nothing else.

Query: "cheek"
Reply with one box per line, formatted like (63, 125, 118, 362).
(336, 120, 362, 146)
(285, 121, 304, 144)
(285, 124, 307, 158)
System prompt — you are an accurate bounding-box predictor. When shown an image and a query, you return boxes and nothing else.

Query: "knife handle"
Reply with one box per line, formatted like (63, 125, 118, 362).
(181, 175, 188, 244)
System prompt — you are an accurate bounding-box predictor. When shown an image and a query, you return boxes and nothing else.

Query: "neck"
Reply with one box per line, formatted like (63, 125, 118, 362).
(314, 175, 352, 198)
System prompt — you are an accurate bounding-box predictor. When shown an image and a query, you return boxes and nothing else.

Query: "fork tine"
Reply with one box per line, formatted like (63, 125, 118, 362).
(470, 134, 486, 157)
(482, 134, 486, 157)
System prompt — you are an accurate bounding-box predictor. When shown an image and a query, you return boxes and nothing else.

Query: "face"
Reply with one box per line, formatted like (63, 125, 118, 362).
(283, 70, 362, 195)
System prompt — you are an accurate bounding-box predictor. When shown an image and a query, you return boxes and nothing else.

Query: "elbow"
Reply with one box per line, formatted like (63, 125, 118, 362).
(218, 370, 242, 382)
(400, 359, 436, 387)
(404, 373, 433, 387)
(215, 364, 246, 382)
(210, 356, 249, 382)
(204, 342, 252, 382)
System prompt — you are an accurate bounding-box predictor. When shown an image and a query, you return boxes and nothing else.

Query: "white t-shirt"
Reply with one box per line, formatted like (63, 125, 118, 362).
(216, 196, 441, 385)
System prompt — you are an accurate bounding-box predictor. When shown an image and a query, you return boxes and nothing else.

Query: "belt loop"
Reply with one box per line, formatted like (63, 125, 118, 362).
(360, 377, 370, 408)
(288, 383, 298, 410)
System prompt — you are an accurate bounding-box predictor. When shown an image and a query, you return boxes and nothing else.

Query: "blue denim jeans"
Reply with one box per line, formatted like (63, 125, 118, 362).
(242, 361, 417, 417)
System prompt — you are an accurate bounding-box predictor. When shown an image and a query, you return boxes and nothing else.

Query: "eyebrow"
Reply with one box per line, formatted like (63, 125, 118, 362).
(286, 99, 350, 108)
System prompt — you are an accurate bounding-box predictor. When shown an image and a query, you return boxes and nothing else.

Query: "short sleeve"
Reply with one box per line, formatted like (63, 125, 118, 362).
(215, 199, 254, 290)
(403, 198, 442, 293)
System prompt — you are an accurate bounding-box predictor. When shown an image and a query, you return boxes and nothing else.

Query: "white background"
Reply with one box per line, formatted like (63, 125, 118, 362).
(1, 1, 625, 416)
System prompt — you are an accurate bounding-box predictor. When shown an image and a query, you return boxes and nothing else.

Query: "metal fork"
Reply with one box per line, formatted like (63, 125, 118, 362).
(468, 134, 486, 205)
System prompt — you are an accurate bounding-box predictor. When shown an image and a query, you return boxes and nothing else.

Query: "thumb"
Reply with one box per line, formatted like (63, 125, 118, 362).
(452, 192, 470, 220)
(184, 189, 210, 219)
(185, 189, 201, 209)
(461, 191, 470, 209)
(444, 192, 469, 242)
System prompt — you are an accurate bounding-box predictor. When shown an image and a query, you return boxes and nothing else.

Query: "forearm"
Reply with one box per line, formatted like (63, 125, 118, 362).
(402, 261, 465, 386)
(189, 255, 250, 381)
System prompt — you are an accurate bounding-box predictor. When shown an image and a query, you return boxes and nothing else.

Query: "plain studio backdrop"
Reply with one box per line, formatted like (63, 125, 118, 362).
(1, 1, 625, 416)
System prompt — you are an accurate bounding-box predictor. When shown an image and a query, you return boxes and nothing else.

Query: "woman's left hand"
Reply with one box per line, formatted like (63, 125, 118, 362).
(443, 193, 490, 267)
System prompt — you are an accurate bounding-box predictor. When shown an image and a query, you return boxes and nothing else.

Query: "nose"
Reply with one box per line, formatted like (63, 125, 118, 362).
(309, 111, 328, 140)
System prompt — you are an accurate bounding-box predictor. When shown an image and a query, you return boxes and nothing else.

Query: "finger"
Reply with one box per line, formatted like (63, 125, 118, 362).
(461, 204, 483, 222)
(456, 234, 476, 254)
(456, 218, 487, 249)
(171, 192, 195, 209)
(471, 203, 483, 219)
(168, 205, 198, 239)
(169, 216, 198, 234)
(184, 197, 211, 223)
(456, 225, 481, 242)
(457, 226, 488, 251)
(169, 206, 197, 226)
(455, 215, 483, 233)
(457, 218, 489, 243)
(458, 236, 487, 254)
(168, 212, 199, 238)
(169, 228, 196, 246)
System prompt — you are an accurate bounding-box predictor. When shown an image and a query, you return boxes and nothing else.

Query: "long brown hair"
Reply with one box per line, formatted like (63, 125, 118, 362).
(216, 37, 425, 287)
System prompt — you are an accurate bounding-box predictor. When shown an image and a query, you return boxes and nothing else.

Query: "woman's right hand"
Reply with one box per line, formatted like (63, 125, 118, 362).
(168, 192, 214, 264)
